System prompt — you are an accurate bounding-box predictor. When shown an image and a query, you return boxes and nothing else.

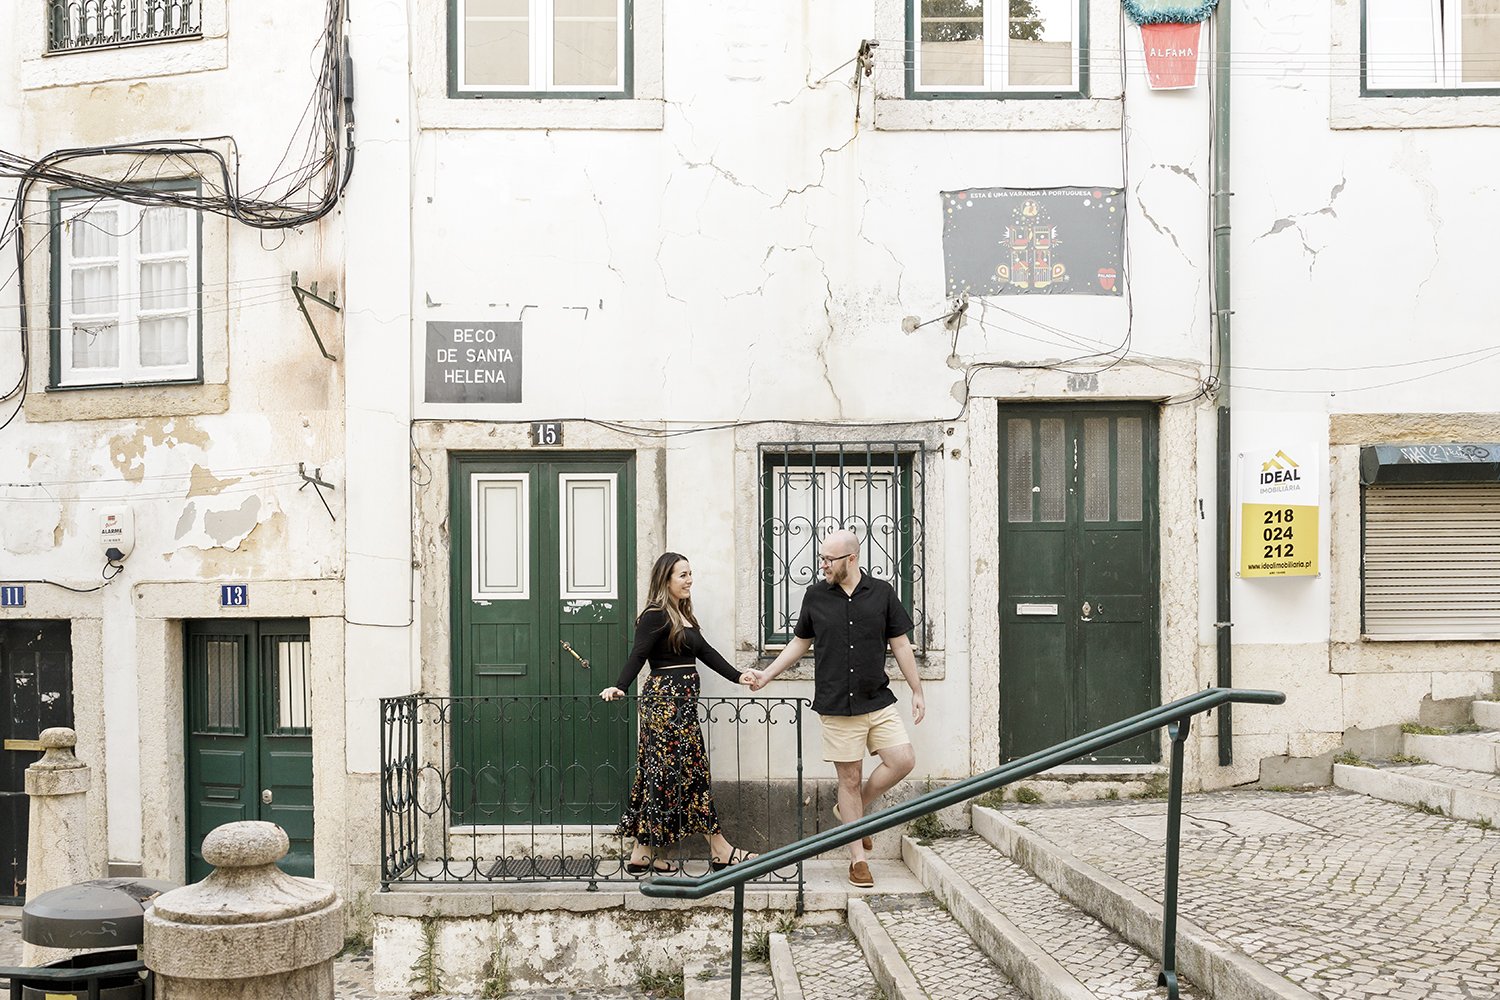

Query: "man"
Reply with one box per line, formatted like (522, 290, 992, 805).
(745, 529, 924, 888)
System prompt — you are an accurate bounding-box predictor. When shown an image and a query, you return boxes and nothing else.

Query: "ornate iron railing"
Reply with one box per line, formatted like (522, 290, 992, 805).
(642, 687, 1288, 1000)
(758, 441, 928, 654)
(380, 694, 807, 898)
(47, 1, 202, 54)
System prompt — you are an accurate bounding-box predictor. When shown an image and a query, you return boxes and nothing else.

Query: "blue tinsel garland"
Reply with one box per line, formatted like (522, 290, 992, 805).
(1122, 0, 1219, 24)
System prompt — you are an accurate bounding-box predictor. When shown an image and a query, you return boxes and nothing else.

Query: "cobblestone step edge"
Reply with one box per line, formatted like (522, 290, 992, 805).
(846, 897, 929, 1000)
(971, 806, 1317, 1000)
(901, 836, 1095, 1000)
(768, 932, 803, 1000)
(1402, 731, 1500, 774)
(1475, 701, 1500, 729)
(1333, 762, 1500, 824)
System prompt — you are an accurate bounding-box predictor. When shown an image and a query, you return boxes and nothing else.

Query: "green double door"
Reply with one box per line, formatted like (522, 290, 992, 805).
(999, 406, 1160, 764)
(451, 453, 636, 825)
(185, 620, 314, 881)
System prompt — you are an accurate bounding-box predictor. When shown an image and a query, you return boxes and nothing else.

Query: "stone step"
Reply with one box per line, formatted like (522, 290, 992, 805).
(685, 958, 777, 1000)
(1403, 729, 1500, 773)
(1474, 700, 1500, 729)
(848, 894, 1027, 1000)
(967, 805, 1319, 1000)
(1334, 761, 1500, 825)
(778, 923, 881, 1000)
(909, 832, 1210, 1000)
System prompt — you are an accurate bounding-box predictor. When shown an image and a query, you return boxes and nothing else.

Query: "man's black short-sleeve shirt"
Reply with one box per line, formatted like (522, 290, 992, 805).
(793, 573, 914, 716)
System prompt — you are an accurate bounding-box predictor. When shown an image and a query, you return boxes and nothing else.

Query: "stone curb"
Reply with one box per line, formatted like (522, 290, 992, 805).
(1474, 701, 1500, 729)
(971, 806, 1317, 1000)
(846, 898, 924, 1000)
(901, 836, 1093, 1000)
(1402, 732, 1500, 773)
(768, 932, 802, 1000)
(1333, 763, 1500, 824)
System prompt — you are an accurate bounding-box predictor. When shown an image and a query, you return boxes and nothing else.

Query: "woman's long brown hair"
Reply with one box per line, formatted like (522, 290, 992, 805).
(641, 551, 698, 652)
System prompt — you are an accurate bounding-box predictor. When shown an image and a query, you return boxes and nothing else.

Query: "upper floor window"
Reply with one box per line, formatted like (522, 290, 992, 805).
(911, 0, 1083, 97)
(46, 0, 203, 54)
(50, 188, 202, 389)
(451, 0, 630, 98)
(1364, 0, 1500, 94)
(758, 442, 928, 654)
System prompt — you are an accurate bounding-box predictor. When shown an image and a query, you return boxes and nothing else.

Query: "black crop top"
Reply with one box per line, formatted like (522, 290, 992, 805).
(613, 607, 742, 691)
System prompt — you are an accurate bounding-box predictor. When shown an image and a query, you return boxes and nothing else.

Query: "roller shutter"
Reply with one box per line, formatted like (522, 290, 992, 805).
(1363, 484, 1500, 639)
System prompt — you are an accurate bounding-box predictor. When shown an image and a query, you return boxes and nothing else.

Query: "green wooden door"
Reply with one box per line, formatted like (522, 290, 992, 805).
(999, 406, 1159, 764)
(451, 453, 636, 825)
(186, 620, 314, 881)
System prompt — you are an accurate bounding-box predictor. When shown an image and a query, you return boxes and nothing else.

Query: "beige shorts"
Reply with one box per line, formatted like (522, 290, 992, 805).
(821, 705, 910, 762)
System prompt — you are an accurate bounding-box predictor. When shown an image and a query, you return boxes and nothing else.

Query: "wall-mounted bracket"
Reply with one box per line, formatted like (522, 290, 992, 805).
(298, 462, 337, 522)
(291, 271, 341, 362)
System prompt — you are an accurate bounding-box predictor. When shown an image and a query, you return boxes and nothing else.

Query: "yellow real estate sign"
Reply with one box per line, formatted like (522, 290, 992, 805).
(1240, 445, 1319, 578)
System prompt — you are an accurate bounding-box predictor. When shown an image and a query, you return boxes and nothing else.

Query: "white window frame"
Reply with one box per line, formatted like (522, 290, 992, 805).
(472, 473, 532, 601)
(454, 0, 628, 97)
(911, 0, 1082, 96)
(1364, 0, 1500, 94)
(558, 472, 619, 600)
(54, 193, 200, 388)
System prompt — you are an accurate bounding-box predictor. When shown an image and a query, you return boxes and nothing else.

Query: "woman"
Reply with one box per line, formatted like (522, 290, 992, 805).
(599, 552, 756, 875)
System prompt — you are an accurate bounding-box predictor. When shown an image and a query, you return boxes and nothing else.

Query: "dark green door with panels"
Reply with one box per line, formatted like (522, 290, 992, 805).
(999, 406, 1160, 764)
(451, 454, 636, 825)
(185, 620, 314, 881)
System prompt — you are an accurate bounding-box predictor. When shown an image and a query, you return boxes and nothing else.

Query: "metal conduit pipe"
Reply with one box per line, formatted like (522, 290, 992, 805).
(1212, 1, 1235, 765)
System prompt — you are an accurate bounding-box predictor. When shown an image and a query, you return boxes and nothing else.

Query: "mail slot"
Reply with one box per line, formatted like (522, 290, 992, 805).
(3, 739, 44, 752)
(1016, 603, 1059, 616)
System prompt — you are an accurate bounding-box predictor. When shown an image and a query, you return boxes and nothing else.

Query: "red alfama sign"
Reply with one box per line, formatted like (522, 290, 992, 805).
(1141, 20, 1202, 90)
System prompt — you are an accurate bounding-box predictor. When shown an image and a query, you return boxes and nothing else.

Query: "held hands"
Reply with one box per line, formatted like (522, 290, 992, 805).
(739, 669, 768, 692)
(599, 686, 626, 701)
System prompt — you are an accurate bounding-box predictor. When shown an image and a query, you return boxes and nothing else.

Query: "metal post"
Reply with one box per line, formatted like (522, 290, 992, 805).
(730, 882, 745, 1000)
(794, 699, 806, 915)
(1157, 717, 1191, 1000)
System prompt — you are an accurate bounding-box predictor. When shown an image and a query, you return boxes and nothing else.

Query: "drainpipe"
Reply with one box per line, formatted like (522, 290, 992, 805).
(1211, 2, 1234, 766)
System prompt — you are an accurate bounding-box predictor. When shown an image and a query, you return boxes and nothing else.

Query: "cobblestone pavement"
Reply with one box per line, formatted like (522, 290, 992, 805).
(1374, 760, 1500, 793)
(690, 959, 777, 1000)
(1000, 787, 1500, 1000)
(786, 923, 880, 1000)
(868, 893, 1027, 999)
(930, 837, 1205, 1000)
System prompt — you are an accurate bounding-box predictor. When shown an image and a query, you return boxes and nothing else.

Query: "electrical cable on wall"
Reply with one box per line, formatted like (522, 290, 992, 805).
(0, 0, 354, 433)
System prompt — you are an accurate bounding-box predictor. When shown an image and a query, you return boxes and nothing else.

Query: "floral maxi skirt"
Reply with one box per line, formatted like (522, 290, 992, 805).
(616, 672, 721, 847)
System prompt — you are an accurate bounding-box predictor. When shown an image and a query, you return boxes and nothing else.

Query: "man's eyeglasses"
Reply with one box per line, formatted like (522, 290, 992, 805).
(818, 553, 854, 565)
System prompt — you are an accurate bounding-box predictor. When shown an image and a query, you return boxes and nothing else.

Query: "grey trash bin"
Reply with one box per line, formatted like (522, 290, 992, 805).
(2, 877, 176, 999)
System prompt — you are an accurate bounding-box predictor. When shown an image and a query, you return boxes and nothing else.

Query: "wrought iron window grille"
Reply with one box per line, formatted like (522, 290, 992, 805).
(758, 441, 928, 655)
(47, 1, 203, 55)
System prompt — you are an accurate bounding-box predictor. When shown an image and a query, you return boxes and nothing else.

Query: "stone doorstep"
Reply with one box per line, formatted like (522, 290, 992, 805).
(1403, 730, 1500, 774)
(968, 806, 1320, 1000)
(1333, 762, 1500, 824)
(1474, 701, 1500, 729)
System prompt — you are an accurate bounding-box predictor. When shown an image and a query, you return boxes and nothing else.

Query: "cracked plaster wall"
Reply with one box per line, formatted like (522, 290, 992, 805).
(0, 1, 345, 866)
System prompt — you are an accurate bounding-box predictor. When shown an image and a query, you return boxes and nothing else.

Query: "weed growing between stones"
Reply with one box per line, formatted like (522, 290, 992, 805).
(1475, 817, 1493, 835)
(1131, 773, 1170, 799)
(479, 950, 511, 999)
(1390, 753, 1428, 765)
(973, 789, 1005, 810)
(1413, 802, 1446, 817)
(635, 961, 685, 998)
(1333, 750, 1366, 767)
(908, 810, 955, 844)
(744, 930, 771, 963)
(1013, 785, 1043, 804)
(408, 917, 442, 998)
(1103, 787, 1121, 800)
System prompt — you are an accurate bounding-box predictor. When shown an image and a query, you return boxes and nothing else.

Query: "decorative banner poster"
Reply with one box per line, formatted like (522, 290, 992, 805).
(941, 187, 1126, 298)
(1239, 444, 1320, 578)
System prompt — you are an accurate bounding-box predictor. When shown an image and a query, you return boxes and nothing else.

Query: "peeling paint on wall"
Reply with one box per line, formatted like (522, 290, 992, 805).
(202, 495, 262, 550)
(186, 464, 243, 498)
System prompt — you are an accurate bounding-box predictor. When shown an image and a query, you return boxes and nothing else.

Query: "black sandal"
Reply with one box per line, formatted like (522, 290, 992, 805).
(626, 858, 675, 875)
(710, 848, 756, 872)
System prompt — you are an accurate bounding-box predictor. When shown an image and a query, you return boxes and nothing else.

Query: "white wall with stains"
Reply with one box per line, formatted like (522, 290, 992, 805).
(0, 3, 346, 872)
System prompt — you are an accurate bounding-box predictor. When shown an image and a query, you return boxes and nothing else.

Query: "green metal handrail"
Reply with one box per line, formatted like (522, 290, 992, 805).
(640, 686, 1286, 1000)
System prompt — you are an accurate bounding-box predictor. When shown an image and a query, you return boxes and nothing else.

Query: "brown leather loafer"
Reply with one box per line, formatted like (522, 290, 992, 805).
(848, 860, 874, 888)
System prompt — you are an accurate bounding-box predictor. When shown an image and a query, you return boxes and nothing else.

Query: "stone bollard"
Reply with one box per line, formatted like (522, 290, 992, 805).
(22, 727, 93, 967)
(143, 821, 344, 999)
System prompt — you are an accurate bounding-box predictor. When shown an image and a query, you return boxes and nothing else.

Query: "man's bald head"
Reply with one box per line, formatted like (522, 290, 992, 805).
(825, 529, 860, 558)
